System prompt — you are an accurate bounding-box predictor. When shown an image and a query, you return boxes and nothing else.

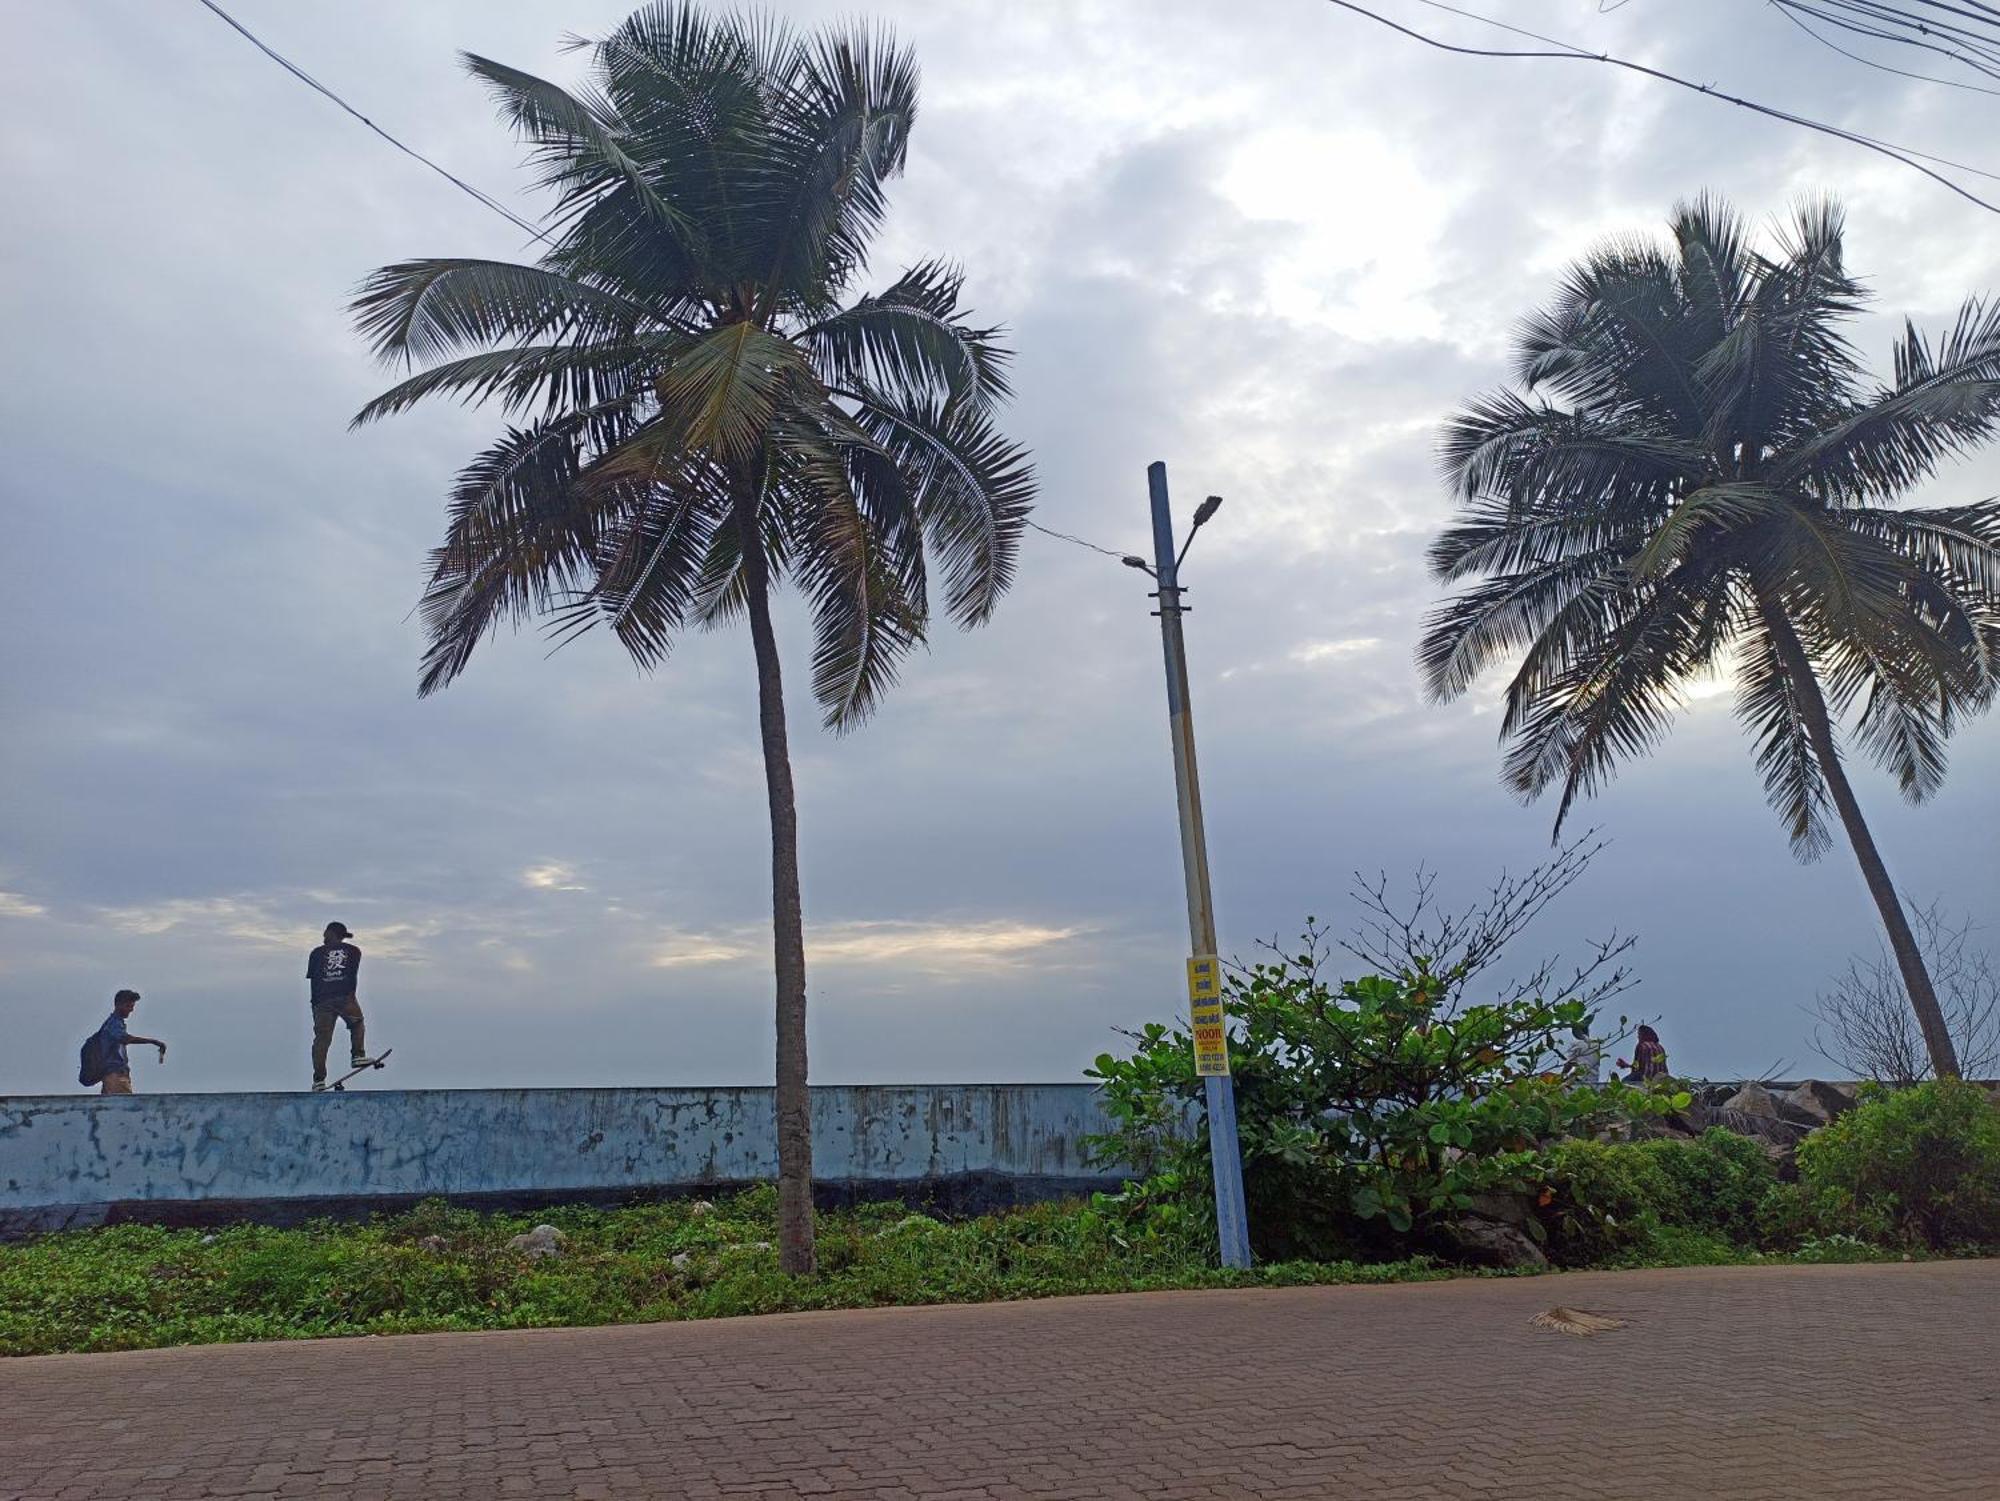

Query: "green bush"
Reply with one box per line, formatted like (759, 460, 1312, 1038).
(1753, 1181, 1818, 1251)
(1541, 1138, 1672, 1265)
(1643, 1129, 1776, 1243)
(1795, 1080, 2000, 1250)
(1541, 1130, 1778, 1264)
(1087, 929, 1682, 1261)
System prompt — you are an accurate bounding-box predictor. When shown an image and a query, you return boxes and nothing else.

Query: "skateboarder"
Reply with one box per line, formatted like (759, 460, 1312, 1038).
(89, 989, 167, 1094)
(307, 922, 373, 1091)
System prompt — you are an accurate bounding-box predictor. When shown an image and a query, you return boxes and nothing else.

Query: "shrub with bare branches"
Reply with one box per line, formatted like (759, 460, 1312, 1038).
(1809, 904, 2000, 1084)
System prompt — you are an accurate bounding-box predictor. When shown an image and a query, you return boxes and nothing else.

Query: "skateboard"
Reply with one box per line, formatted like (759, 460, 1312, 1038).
(328, 1048, 393, 1091)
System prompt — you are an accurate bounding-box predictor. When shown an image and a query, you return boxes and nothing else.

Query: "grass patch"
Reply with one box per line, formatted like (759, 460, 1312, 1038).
(0, 1188, 1961, 1356)
(0, 1190, 1440, 1356)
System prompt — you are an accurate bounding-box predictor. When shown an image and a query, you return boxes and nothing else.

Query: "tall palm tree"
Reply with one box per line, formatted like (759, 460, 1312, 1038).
(350, 3, 1034, 1272)
(1420, 198, 2000, 1079)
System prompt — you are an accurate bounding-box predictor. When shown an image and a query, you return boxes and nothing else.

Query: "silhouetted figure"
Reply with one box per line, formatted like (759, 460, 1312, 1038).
(307, 922, 372, 1091)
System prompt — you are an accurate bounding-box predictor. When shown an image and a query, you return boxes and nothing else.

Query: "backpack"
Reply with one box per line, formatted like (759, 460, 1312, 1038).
(79, 1030, 111, 1087)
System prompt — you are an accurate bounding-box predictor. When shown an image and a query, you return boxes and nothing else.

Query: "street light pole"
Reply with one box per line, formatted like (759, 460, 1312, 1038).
(1144, 460, 1253, 1269)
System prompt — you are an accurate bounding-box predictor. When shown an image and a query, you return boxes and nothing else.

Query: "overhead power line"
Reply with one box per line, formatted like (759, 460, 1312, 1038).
(1323, 0, 2000, 215)
(192, 0, 551, 245)
(1771, 0, 2000, 87)
(1025, 519, 1139, 563)
(1771, 1, 2000, 95)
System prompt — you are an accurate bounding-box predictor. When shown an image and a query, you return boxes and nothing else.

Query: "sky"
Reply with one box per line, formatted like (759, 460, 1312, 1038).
(2, 0, 1996, 1094)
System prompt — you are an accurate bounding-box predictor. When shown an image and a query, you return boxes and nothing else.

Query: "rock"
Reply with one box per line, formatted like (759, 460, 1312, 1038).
(417, 1235, 448, 1254)
(506, 1224, 566, 1259)
(1443, 1215, 1548, 1270)
(670, 1251, 693, 1270)
(1780, 1080, 1858, 1126)
(1757, 1137, 1800, 1183)
(689, 1200, 716, 1217)
(1461, 1192, 1530, 1228)
(1721, 1082, 1782, 1120)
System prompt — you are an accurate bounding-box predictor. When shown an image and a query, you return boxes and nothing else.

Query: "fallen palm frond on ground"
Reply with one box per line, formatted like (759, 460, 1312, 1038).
(1530, 1306, 1627, 1336)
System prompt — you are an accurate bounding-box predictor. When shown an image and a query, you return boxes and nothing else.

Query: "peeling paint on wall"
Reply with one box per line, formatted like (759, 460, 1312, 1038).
(0, 1085, 1136, 1234)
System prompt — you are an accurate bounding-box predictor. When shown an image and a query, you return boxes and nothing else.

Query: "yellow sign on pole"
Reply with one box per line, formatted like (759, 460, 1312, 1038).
(1186, 954, 1229, 1075)
(1186, 955, 1221, 1001)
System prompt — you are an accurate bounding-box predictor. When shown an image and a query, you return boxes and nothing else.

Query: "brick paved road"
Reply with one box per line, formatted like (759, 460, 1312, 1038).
(4, 1262, 1996, 1499)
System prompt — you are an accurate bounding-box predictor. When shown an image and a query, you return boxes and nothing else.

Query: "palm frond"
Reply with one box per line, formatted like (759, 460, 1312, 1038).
(586, 462, 731, 670)
(1628, 483, 1788, 581)
(645, 321, 819, 464)
(800, 259, 1010, 407)
(1437, 391, 1698, 514)
(1774, 296, 2000, 501)
(850, 390, 1033, 627)
(1734, 608, 1834, 857)
(416, 414, 626, 695)
(349, 342, 669, 427)
(461, 53, 697, 246)
(1418, 549, 1630, 703)
(351, 259, 658, 368)
(1841, 501, 2000, 596)
(751, 20, 918, 309)
(780, 428, 926, 727)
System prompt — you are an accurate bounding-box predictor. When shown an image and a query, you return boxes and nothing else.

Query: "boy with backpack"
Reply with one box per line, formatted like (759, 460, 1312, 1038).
(81, 989, 167, 1094)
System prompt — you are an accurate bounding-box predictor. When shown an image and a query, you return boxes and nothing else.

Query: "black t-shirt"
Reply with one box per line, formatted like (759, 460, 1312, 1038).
(307, 942, 362, 1002)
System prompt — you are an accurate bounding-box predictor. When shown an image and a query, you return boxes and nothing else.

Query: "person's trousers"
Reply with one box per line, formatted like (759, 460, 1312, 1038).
(311, 996, 367, 1081)
(100, 1071, 133, 1096)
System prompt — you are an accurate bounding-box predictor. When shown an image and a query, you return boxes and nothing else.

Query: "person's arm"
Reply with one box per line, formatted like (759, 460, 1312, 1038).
(125, 1033, 167, 1058)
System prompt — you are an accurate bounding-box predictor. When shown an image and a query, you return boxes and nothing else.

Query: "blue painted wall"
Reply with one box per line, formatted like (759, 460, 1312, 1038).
(0, 1084, 1134, 1233)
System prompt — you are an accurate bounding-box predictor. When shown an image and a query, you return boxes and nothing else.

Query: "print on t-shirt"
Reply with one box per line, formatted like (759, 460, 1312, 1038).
(307, 942, 362, 1003)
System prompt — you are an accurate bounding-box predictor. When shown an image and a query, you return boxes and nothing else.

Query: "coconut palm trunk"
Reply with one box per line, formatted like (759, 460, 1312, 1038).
(1765, 608, 1961, 1078)
(739, 496, 818, 1272)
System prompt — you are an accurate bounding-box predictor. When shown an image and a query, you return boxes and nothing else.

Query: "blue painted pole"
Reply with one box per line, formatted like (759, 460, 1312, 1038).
(1147, 461, 1254, 1269)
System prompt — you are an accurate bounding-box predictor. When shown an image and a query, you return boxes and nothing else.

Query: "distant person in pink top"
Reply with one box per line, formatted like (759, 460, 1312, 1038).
(1619, 1024, 1669, 1083)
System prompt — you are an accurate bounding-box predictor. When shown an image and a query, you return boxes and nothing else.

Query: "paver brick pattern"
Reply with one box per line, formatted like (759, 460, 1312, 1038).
(3, 1262, 1996, 1499)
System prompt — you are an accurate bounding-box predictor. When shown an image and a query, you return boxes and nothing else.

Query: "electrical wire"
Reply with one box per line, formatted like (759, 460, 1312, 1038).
(1774, 0, 2000, 79)
(1770, 0, 2000, 95)
(1783, 0, 2000, 71)
(192, 0, 552, 245)
(1025, 520, 1138, 562)
(1321, 0, 2000, 215)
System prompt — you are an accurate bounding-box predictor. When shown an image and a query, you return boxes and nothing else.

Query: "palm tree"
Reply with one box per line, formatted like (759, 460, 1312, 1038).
(1420, 198, 2000, 1079)
(350, 3, 1035, 1271)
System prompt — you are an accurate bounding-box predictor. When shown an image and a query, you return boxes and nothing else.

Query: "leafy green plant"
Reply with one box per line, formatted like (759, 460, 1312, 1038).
(1753, 1180, 1819, 1251)
(1795, 1080, 2000, 1249)
(1541, 1130, 1778, 1264)
(1643, 1129, 1777, 1244)
(1540, 1138, 1673, 1265)
(1088, 928, 1683, 1259)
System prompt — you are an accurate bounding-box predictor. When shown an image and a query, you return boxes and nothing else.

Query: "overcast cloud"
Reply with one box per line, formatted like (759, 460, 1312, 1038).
(2, 0, 1995, 1093)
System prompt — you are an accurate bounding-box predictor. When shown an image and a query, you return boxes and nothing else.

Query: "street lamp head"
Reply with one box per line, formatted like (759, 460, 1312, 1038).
(1193, 495, 1223, 528)
(1121, 554, 1155, 575)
